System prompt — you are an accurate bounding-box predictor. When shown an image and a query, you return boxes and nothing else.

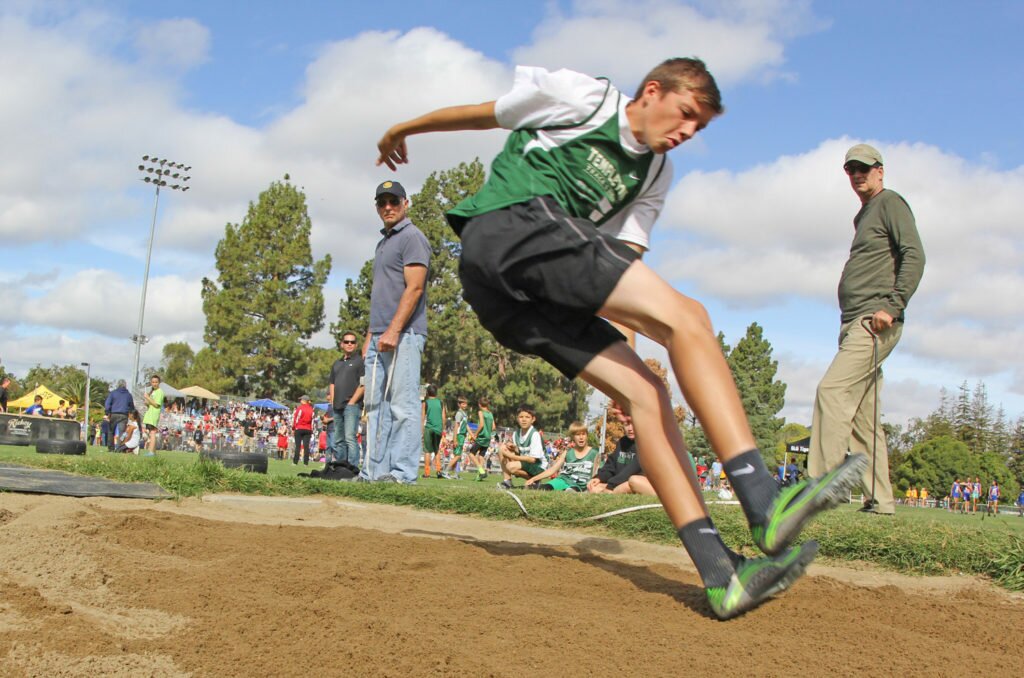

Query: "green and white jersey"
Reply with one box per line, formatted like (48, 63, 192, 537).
(559, 446, 599, 490)
(514, 425, 547, 468)
(476, 410, 494, 447)
(449, 66, 671, 250)
(454, 409, 469, 439)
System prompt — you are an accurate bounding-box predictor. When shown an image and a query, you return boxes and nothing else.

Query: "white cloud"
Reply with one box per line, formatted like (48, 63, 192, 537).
(1, 15, 513, 274)
(513, 0, 825, 90)
(134, 18, 210, 70)
(6, 269, 204, 340)
(652, 138, 1024, 420)
(0, 329, 200, 387)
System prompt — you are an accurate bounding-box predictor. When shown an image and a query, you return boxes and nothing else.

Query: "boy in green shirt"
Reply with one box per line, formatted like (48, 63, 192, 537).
(441, 396, 470, 479)
(376, 58, 866, 619)
(466, 396, 494, 481)
(421, 384, 447, 478)
(498, 405, 547, 489)
(527, 421, 598, 492)
(142, 374, 165, 457)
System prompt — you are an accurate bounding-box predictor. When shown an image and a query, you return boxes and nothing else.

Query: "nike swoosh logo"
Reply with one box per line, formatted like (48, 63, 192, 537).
(628, 172, 641, 180)
(732, 463, 755, 476)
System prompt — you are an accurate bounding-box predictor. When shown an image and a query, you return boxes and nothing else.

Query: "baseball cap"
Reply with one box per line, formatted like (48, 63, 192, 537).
(844, 144, 883, 167)
(374, 180, 406, 199)
(299, 394, 310, 402)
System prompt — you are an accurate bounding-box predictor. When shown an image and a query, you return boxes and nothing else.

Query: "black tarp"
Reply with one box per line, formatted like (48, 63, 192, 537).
(0, 462, 173, 499)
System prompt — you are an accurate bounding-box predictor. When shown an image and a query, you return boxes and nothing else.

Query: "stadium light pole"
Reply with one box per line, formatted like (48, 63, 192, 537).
(80, 362, 91, 442)
(131, 155, 192, 395)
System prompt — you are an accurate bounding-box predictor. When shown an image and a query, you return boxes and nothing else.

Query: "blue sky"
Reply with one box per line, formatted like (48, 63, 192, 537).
(1, 0, 1022, 431)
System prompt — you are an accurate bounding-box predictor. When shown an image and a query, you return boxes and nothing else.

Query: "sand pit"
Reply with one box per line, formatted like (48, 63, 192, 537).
(1, 492, 1021, 677)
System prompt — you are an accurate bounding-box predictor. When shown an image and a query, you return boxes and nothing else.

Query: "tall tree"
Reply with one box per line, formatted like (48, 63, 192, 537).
(969, 381, 992, 453)
(1007, 417, 1024, 487)
(726, 322, 787, 460)
(682, 332, 729, 461)
(186, 348, 236, 395)
(160, 341, 195, 387)
(331, 161, 592, 431)
(953, 381, 973, 447)
(893, 435, 1019, 500)
(201, 176, 331, 400)
(991, 406, 1010, 459)
(331, 260, 373, 342)
(293, 346, 337, 404)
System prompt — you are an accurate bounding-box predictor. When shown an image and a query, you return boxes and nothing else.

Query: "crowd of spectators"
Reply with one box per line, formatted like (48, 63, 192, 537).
(94, 397, 346, 461)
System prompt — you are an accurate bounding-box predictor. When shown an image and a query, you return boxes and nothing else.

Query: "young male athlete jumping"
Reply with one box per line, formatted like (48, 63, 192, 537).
(376, 58, 865, 619)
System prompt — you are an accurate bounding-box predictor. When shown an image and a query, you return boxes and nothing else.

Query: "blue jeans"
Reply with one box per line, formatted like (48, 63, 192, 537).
(361, 330, 425, 482)
(330, 404, 362, 466)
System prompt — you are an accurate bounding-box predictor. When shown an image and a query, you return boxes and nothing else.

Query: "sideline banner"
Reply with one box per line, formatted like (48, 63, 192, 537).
(0, 412, 81, 443)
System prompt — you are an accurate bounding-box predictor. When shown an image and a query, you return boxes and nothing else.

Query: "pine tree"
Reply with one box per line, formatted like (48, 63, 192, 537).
(937, 387, 953, 423)
(682, 332, 729, 461)
(187, 348, 236, 395)
(991, 405, 1010, 458)
(160, 342, 195, 387)
(953, 381, 973, 447)
(200, 176, 331, 400)
(726, 322, 787, 459)
(1008, 417, 1024, 487)
(969, 381, 992, 453)
(331, 260, 373, 341)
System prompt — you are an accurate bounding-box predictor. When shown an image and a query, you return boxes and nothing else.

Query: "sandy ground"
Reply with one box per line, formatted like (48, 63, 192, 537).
(1, 491, 1022, 677)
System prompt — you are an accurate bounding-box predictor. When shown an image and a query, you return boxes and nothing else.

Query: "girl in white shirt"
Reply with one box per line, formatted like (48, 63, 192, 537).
(122, 410, 141, 455)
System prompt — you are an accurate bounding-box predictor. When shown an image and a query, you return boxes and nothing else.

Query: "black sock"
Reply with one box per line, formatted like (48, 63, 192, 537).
(678, 518, 742, 588)
(723, 449, 780, 527)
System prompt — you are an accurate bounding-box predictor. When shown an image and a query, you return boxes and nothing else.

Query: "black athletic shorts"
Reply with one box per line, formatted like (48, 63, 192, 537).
(455, 197, 639, 378)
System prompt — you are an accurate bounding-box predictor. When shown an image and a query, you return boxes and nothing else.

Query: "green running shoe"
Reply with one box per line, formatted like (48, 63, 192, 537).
(706, 540, 818, 620)
(753, 453, 867, 556)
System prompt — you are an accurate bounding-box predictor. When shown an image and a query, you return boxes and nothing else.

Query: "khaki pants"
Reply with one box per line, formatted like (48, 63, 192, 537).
(809, 319, 902, 514)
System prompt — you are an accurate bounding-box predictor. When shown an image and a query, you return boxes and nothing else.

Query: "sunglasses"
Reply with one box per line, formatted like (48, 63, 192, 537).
(844, 162, 879, 175)
(341, 339, 357, 344)
(375, 197, 403, 208)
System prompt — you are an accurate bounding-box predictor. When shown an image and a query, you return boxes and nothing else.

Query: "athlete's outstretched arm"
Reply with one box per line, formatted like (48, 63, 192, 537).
(377, 102, 498, 170)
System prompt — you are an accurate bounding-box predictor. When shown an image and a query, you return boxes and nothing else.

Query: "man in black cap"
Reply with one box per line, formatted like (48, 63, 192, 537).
(809, 143, 926, 515)
(361, 180, 430, 483)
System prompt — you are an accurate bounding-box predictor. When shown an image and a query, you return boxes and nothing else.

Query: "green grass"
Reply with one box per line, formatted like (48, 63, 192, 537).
(2, 443, 1023, 591)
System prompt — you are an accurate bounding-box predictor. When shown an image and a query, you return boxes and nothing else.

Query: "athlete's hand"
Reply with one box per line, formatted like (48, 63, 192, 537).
(376, 127, 408, 171)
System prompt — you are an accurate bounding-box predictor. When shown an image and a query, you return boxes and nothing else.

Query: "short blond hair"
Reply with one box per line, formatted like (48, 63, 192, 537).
(568, 421, 588, 437)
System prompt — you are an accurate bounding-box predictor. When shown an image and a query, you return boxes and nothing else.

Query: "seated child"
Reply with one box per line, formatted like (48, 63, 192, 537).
(498, 405, 547, 488)
(588, 421, 644, 494)
(527, 421, 599, 491)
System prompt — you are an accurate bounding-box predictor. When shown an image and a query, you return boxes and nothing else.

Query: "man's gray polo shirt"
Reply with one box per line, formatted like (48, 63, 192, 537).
(369, 218, 430, 335)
